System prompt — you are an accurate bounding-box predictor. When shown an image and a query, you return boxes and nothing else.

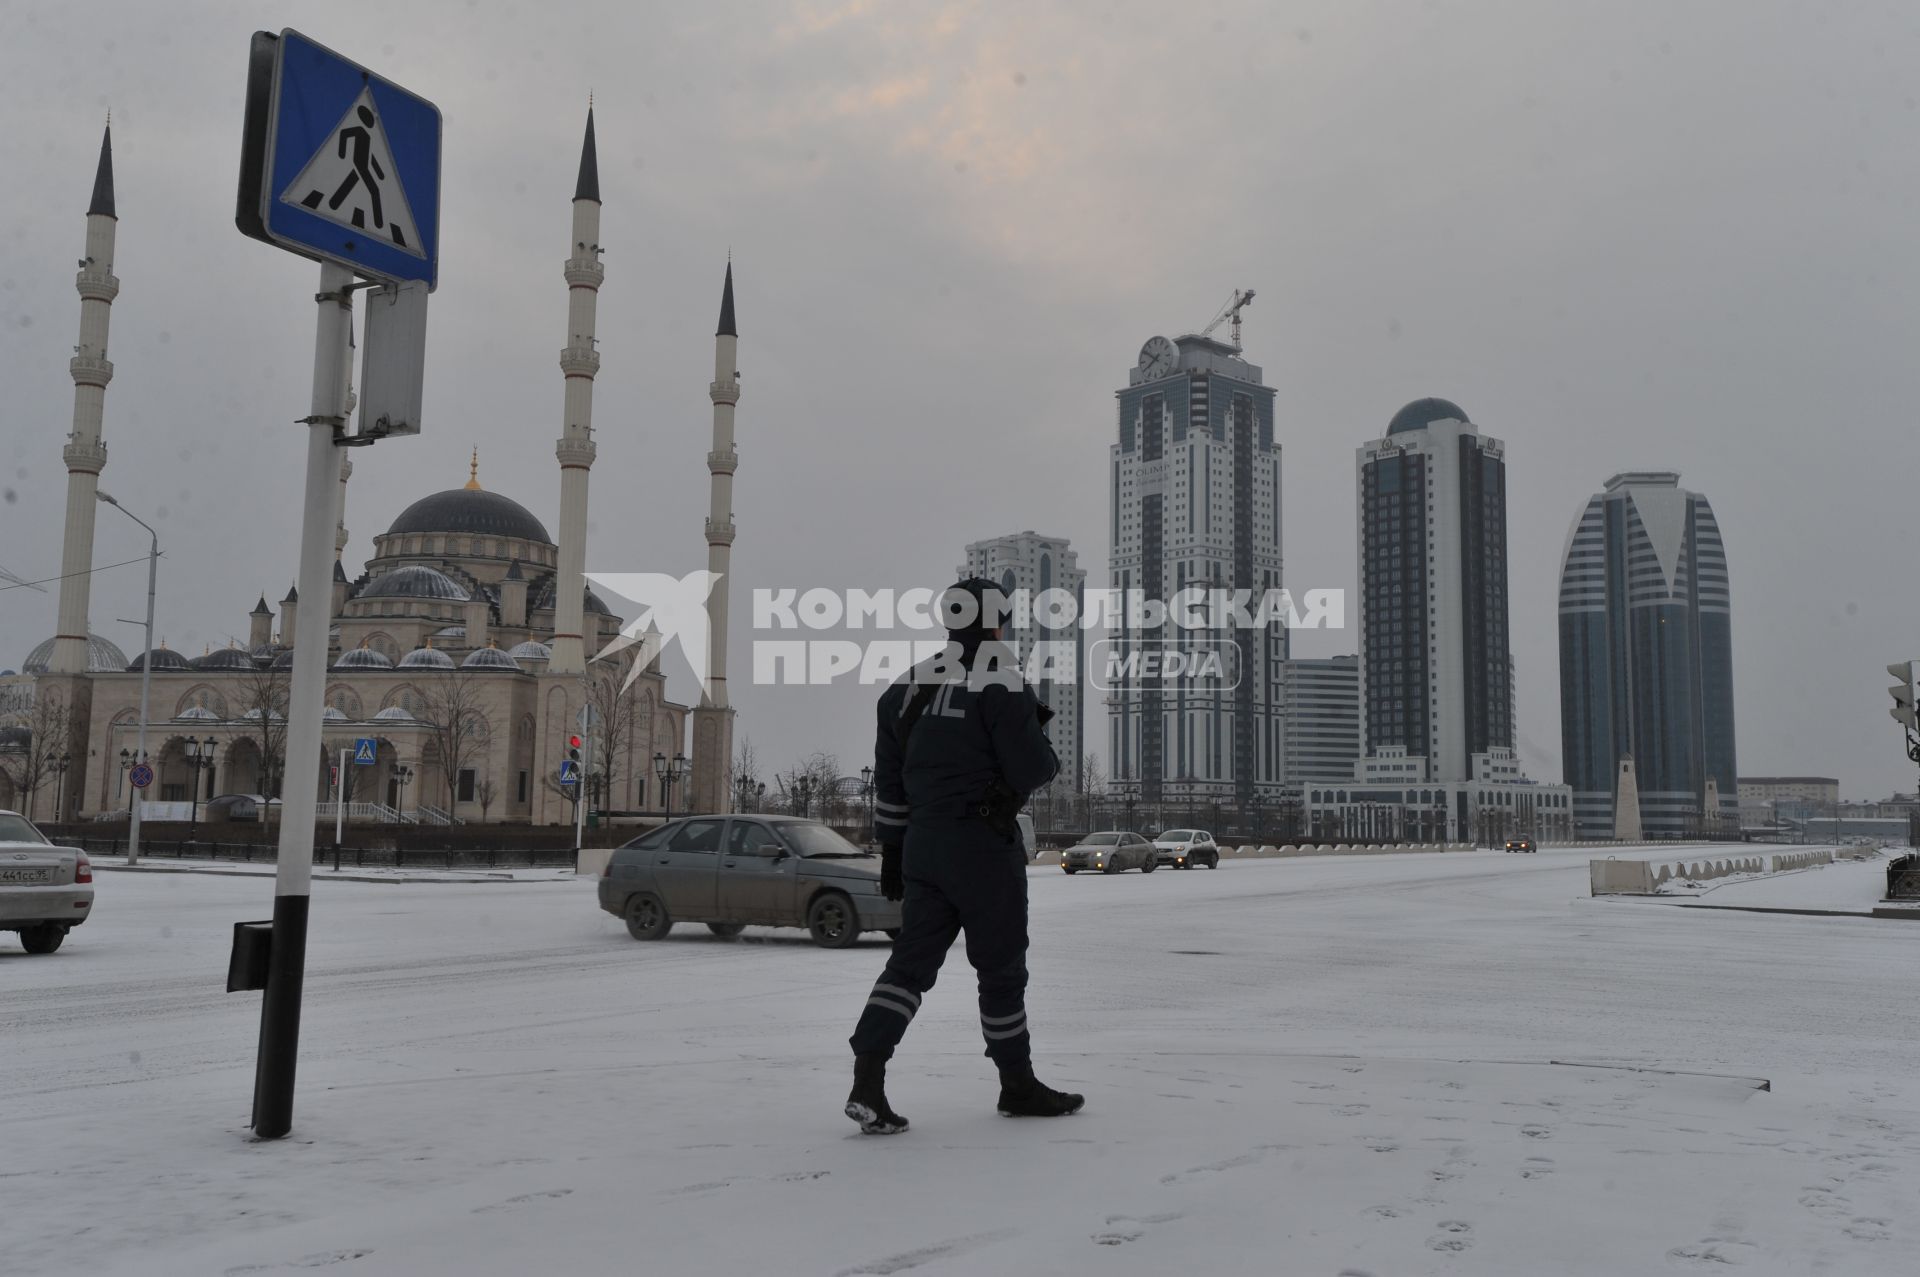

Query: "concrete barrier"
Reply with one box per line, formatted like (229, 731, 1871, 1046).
(1591, 852, 1778, 896)
(1770, 849, 1835, 873)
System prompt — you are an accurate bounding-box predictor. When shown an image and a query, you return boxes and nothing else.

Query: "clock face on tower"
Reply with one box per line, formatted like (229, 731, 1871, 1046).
(1137, 335, 1177, 380)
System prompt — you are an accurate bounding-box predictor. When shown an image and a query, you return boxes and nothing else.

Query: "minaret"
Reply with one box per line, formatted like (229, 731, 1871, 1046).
(690, 262, 739, 815)
(48, 123, 119, 674)
(549, 107, 603, 675)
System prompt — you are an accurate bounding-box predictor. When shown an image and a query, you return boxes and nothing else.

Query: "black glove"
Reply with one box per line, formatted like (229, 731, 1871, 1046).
(880, 844, 904, 902)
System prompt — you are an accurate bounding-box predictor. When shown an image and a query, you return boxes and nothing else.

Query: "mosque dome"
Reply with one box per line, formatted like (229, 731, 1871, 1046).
(373, 705, 415, 721)
(270, 649, 297, 670)
(128, 646, 191, 674)
(333, 645, 396, 672)
(530, 578, 612, 615)
(323, 706, 349, 721)
(460, 645, 521, 672)
(175, 705, 220, 721)
(190, 645, 256, 672)
(397, 644, 456, 670)
(507, 640, 552, 662)
(358, 565, 470, 603)
(21, 633, 129, 674)
(1386, 398, 1471, 436)
(386, 488, 551, 545)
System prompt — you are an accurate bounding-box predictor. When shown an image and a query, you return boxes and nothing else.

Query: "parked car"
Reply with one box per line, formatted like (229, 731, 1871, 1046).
(598, 815, 902, 948)
(1505, 836, 1537, 853)
(0, 809, 93, 954)
(1152, 829, 1221, 869)
(204, 793, 280, 823)
(1060, 831, 1158, 874)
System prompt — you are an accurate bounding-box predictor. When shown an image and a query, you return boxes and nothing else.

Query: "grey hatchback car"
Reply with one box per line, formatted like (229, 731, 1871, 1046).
(598, 815, 903, 948)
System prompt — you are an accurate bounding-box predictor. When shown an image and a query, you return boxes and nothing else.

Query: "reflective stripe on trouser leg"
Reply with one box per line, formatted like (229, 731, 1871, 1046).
(849, 876, 960, 1060)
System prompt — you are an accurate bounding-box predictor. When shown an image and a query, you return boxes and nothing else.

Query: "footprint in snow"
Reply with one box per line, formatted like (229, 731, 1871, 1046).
(1665, 1238, 1759, 1268)
(1363, 1205, 1405, 1220)
(1335, 1104, 1369, 1117)
(1092, 1229, 1141, 1245)
(472, 1189, 572, 1213)
(1428, 1220, 1474, 1252)
(1520, 1157, 1555, 1180)
(1521, 1125, 1553, 1140)
(1844, 1217, 1890, 1243)
(225, 1252, 374, 1274)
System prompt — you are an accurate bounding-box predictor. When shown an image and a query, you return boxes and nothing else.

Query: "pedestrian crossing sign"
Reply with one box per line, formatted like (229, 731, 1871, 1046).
(354, 737, 378, 765)
(238, 29, 441, 288)
(558, 760, 581, 787)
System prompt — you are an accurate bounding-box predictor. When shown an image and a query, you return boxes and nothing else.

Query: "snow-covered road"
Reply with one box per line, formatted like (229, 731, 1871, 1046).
(7, 847, 1917, 1275)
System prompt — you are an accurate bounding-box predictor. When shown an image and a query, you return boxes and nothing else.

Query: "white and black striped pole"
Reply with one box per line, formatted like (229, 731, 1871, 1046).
(253, 260, 353, 1139)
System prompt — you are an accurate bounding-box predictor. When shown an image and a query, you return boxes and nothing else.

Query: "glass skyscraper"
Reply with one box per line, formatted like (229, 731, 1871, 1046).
(1557, 472, 1737, 838)
(1109, 333, 1284, 813)
(1355, 399, 1512, 783)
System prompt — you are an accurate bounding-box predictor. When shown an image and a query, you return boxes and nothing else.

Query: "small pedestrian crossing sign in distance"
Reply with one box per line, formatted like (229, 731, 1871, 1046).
(354, 738, 378, 765)
(558, 760, 580, 787)
(239, 28, 441, 288)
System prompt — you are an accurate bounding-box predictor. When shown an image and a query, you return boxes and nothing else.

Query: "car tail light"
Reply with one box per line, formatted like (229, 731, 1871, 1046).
(75, 853, 93, 884)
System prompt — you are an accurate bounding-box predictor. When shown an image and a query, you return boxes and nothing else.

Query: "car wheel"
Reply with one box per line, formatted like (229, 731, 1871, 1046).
(624, 893, 672, 941)
(1142, 859, 1157, 873)
(1062, 866, 1078, 874)
(706, 922, 746, 938)
(807, 892, 860, 949)
(1206, 853, 1219, 869)
(18, 923, 65, 954)
(1102, 861, 1119, 875)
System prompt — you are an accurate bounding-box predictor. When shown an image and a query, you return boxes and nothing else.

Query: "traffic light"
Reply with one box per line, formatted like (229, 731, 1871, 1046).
(567, 733, 582, 764)
(1890, 663, 1917, 731)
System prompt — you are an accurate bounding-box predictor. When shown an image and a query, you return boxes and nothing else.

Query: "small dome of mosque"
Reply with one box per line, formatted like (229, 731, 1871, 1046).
(358, 565, 470, 603)
(175, 705, 220, 721)
(460, 644, 521, 672)
(333, 644, 396, 671)
(128, 646, 191, 673)
(373, 705, 415, 721)
(191, 645, 256, 672)
(397, 643, 456, 670)
(507, 640, 552, 662)
(22, 633, 129, 674)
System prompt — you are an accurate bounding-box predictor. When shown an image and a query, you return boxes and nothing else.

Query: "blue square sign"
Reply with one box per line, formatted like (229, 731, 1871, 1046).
(238, 29, 441, 288)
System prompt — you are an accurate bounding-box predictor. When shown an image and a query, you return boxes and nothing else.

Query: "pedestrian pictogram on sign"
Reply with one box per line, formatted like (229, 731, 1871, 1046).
(129, 763, 154, 790)
(353, 737, 378, 765)
(281, 87, 424, 256)
(558, 760, 581, 786)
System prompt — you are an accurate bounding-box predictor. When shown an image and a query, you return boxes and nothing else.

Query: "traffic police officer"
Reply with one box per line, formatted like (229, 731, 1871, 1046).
(845, 578, 1084, 1133)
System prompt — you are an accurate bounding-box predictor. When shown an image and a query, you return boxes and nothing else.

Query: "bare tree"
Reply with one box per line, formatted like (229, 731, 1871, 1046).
(0, 693, 71, 822)
(476, 775, 497, 822)
(414, 668, 493, 815)
(232, 664, 290, 798)
(584, 651, 640, 815)
(732, 736, 762, 812)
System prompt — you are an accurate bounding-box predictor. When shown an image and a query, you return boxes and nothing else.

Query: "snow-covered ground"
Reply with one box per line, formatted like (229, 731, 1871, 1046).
(7, 845, 1918, 1275)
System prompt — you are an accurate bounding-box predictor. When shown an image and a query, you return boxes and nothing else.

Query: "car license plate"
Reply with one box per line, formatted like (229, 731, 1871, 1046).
(0, 867, 53, 884)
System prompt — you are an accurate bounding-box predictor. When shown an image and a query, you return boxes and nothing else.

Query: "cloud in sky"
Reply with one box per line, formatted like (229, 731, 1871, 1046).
(2, 0, 1913, 796)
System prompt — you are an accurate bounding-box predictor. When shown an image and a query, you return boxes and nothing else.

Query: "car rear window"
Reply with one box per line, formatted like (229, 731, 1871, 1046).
(0, 814, 47, 844)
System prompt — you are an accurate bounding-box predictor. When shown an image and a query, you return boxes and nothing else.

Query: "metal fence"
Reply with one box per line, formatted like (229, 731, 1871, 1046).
(1888, 853, 1920, 901)
(56, 833, 581, 872)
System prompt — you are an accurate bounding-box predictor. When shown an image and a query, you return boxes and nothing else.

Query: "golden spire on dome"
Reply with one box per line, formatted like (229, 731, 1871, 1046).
(464, 447, 482, 491)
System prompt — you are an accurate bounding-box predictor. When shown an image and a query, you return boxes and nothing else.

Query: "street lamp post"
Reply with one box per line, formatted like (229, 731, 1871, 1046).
(49, 751, 72, 824)
(182, 737, 217, 843)
(392, 764, 414, 822)
(119, 748, 134, 814)
(98, 490, 158, 864)
(655, 752, 688, 821)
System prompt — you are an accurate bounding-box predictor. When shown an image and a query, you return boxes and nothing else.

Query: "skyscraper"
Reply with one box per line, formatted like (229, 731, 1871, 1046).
(961, 531, 1086, 787)
(1356, 399, 1512, 783)
(1110, 331, 1284, 812)
(1558, 472, 1736, 838)
(1279, 655, 1361, 784)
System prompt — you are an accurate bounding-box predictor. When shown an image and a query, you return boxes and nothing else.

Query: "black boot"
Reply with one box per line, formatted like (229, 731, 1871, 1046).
(845, 1053, 909, 1134)
(997, 1064, 1084, 1117)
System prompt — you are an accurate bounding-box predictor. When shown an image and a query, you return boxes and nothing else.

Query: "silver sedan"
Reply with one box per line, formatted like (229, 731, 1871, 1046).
(0, 810, 94, 953)
(598, 815, 903, 948)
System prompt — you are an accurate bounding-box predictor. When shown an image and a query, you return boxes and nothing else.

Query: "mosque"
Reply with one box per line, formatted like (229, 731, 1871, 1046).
(0, 110, 743, 828)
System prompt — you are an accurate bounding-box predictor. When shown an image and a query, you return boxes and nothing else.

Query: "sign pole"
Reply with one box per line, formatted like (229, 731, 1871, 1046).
(252, 260, 352, 1141)
(334, 746, 347, 851)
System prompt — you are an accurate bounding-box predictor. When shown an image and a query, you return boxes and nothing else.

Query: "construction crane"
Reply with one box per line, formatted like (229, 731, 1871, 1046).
(1199, 288, 1256, 350)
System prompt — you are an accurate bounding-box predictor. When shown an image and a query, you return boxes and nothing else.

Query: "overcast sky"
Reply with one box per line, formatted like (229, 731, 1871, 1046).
(2, 1, 1914, 798)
